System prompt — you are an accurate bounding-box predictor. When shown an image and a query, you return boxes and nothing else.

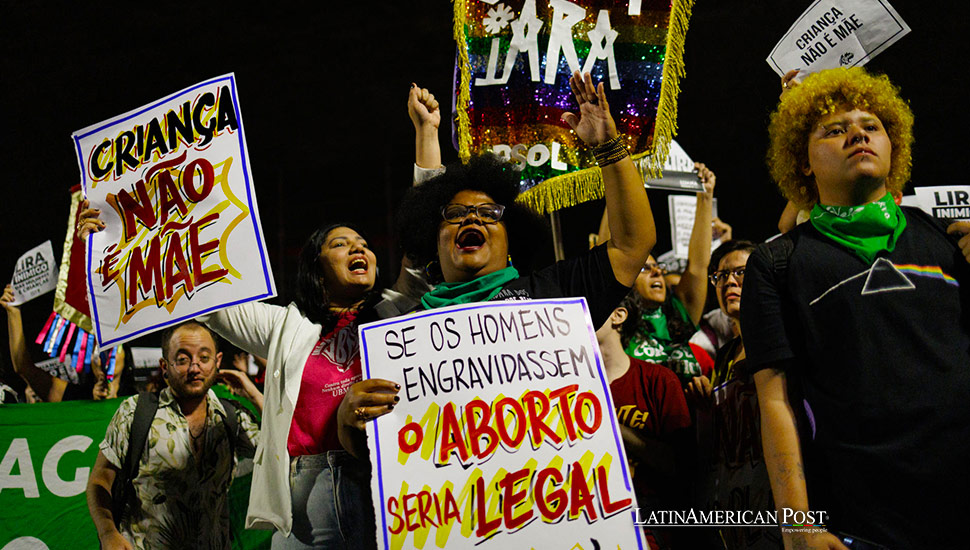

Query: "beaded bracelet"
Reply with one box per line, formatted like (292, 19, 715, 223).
(592, 135, 629, 167)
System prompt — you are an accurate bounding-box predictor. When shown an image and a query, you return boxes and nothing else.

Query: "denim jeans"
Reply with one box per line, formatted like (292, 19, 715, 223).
(271, 451, 377, 550)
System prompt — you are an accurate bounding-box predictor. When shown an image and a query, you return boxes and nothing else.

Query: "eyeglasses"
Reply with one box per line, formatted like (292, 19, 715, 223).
(440, 203, 506, 224)
(709, 267, 745, 286)
(172, 355, 213, 368)
(641, 262, 669, 275)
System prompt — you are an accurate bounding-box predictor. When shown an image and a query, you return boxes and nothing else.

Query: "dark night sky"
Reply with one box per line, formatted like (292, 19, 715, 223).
(1, 1, 967, 354)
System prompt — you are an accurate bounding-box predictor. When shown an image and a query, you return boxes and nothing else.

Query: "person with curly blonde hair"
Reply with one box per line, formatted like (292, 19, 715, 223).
(741, 67, 970, 550)
(768, 67, 913, 209)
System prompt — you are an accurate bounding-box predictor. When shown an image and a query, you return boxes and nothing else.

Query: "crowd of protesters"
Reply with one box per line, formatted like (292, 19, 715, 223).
(2, 65, 968, 550)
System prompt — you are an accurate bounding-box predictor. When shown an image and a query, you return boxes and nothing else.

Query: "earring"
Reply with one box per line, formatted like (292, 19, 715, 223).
(425, 261, 441, 280)
(507, 254, 513, 267)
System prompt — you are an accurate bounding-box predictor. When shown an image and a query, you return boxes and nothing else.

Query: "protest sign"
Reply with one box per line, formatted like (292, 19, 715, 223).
(640, 139, 704, 192)
(913, 185, 970, 221)
(0, 398, 269, 550)
(360, 298, 644, 550)
(455, 0, 694, 214)
(766, 0, 910, 77)
(34, 357, 79, 385)
(9, 241, 58, 306)
(71, 74, 275, 348)
(668, 194, 718, 259)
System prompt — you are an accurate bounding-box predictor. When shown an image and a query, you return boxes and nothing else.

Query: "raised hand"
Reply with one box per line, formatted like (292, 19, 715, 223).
(76, 199, 105, 240)
(561, 71, 618, 147)
(695, 162, 716, 200)
(408, 83, 441, 131)
(1, 284, 17, 313)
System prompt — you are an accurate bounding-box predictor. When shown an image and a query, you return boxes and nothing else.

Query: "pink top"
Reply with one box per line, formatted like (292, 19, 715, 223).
(287, 311, 362, 456)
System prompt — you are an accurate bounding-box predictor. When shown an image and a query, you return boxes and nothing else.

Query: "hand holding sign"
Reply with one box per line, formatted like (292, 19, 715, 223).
(9, 241, 58, 306)
(947, 222, 970, 264)
(75, 199, 104, 240)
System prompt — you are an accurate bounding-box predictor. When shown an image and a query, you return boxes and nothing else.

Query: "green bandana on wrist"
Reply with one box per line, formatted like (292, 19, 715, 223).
(809, 193, 907, 264)
(420, 266, 520, 310)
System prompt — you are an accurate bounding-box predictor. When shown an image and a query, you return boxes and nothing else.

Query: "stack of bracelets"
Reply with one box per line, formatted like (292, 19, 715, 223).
(592, 135, 629, 167)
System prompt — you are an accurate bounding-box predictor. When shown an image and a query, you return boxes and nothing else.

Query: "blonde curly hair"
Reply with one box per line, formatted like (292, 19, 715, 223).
(767, 67, 914, 208)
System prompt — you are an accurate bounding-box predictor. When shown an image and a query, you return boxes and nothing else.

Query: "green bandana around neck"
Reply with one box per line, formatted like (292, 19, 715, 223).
(809, 193, 907, 264)
(640, 306, 670, 341)
(420, 266, 520, 310)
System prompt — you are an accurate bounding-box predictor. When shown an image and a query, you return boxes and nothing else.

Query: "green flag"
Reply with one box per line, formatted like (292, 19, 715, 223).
(0, 397, 269, 549)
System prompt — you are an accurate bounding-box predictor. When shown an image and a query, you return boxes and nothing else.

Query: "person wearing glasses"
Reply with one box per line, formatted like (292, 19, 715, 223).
(76, 211, 394, 549)
(393, 71, 655, 328)
(622, 163, 718, 386)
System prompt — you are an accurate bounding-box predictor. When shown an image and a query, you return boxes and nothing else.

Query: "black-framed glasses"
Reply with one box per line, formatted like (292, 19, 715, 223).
(709, 267, 745, 286)
(440, 203, 506, 224)
(641, 262, 669, 275)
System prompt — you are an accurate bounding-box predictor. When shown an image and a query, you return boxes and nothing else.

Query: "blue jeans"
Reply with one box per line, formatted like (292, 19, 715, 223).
(271, 451, 377, 550)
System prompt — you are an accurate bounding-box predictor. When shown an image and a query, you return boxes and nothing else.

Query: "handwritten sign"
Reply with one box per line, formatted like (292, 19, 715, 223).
(913, 186, 970, 221)
(767, 0, 910, 77)
(10, 241, 58, 306)
(71, 74, 275, 348)
(668, 195, 719, 259)
(360, 299, 644, 550)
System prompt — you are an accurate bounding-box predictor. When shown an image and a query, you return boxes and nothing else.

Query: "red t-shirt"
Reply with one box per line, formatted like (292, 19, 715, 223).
(610, 357, 691, 548)
(287, 312, 362, 456)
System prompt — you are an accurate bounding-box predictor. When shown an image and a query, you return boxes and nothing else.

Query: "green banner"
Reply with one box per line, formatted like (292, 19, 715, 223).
(0, 396, 270, 550)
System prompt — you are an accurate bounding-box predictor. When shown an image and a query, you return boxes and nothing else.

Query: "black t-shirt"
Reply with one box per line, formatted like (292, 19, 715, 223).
(493, 243, 630, 327)
(741, 208, 970, 549)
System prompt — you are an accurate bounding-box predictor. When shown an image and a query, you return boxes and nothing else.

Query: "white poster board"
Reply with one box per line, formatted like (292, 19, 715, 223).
(766, 0, 910, 77)
(359, 299, 645, 550)
(72, 74, 275, 348)
(668, 195, 718, 259)
(9, 241, 58, 306)
(913, 186, 970, 221)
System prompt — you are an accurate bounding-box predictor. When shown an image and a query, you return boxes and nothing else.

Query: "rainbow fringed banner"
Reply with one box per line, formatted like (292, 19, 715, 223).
(454, 0, 694, 213)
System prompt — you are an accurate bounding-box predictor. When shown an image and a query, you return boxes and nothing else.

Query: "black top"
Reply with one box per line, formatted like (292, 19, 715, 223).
(493, 243, 630, 328)
(740, 208, 970, 549)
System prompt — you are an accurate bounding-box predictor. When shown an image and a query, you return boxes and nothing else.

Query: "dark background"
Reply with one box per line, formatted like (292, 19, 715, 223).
(1, 1, 967, 370)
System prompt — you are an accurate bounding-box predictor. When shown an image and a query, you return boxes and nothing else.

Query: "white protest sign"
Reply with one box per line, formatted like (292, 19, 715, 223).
(638, 139, 704, 192)
(9, 241, 58, 306)
(72, 74, 276, 348)
(360, 299, 645, 550)
(35, 358, 79, 385)
(668, 195, 718, 259)
(913, 186, 970, 221)
(766, 0, 910, 77)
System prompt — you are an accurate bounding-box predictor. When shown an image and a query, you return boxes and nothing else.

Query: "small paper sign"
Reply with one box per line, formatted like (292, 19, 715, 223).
(35, 357, 79, 385)
(10, 241, 58, 306)
(359, 299, 645, 550)
(913, 186, 970, 221)
(668, 195, 718, 259)
(766, 0, 910, 77)
(640, 140, 704, 192)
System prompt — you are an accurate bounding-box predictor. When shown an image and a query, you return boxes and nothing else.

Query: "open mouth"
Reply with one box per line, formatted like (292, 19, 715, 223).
(456, 228, 486, 250)
(650, 281, 664, 289)
(348, 256, 368, 274)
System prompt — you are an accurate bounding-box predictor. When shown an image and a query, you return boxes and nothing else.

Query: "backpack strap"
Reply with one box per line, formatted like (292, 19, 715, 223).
(217, 397, 255, 459)
(111, 391, 159, 528)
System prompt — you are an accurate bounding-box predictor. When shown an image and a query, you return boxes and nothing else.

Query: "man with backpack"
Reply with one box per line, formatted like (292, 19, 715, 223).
(742, 67, 970, 550)
(86, 321, 261, 550)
